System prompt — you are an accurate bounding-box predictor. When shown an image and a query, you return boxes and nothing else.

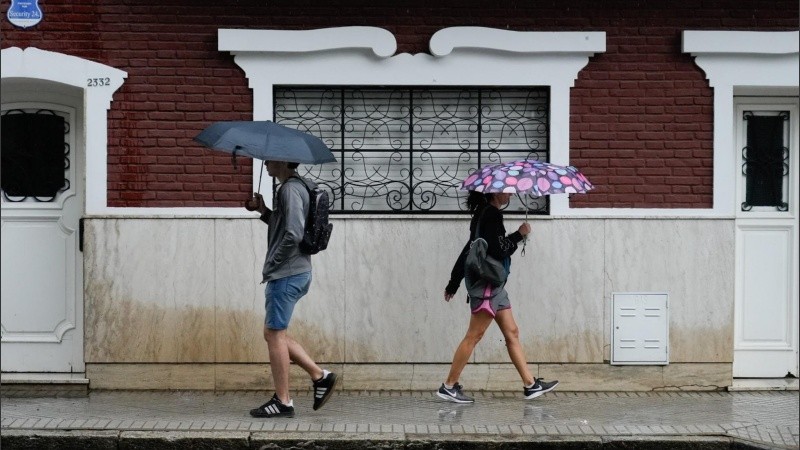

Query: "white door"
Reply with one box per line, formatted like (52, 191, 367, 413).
(733, 97, 800, 378)
(1, 102, 84, 372)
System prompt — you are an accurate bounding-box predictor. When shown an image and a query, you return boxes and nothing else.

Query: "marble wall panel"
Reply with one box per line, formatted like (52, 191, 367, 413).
(340, 364, 415, 390)
(86, 363, 215, 390)
(85, 362, 731, 391)
(214, 219, 268, 362)
(661, 363, 731, 390)
(83, 217, 735, 373)
(216, 217, 347, 364)
(604, 219, 735, 363)
(283, 218, 347, 363)
(342, 219, 470, 363)
(540, 363, 664, 391)
(84, 219, 216, 363)
(473, 219, 606, 364)
(214, 363, 345, 391)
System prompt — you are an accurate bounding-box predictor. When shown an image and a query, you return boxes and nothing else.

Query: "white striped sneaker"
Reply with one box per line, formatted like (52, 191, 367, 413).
(249, 394, 294, 418)
(312, 370, 337, 411)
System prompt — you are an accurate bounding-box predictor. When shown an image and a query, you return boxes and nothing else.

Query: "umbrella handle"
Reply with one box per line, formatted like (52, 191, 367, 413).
(257, 159, 264, 195)
(516, 192, 529, 257)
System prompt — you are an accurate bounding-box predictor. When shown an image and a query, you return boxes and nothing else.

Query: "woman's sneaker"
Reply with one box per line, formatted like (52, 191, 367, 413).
(437, 383, 474, 403)
(249, 394, 295, 418)
(524, 378, 559, 399)
(312, 370, 338, 411)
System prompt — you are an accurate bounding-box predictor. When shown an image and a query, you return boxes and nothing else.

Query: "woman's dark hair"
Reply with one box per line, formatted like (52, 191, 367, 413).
(466, 191, 494, 214)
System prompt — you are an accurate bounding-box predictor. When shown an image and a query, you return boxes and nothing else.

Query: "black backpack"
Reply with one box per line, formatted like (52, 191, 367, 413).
(288, 176, 333, 255)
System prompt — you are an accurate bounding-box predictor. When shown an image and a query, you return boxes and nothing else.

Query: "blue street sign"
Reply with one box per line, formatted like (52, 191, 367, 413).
(7, 0, 43, 29)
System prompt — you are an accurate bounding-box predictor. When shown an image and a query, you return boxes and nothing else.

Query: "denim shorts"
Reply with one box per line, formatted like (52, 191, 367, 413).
(264, 271, 312, 330)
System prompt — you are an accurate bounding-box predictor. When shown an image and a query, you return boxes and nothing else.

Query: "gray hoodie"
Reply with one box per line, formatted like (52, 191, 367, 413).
(260, 177, 312, 282)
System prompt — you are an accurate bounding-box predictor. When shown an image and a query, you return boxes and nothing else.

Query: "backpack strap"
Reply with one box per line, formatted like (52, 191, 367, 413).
(285, 174, 311, 192)
(279, 175, 314, 203)
(472, 207, 488, 241)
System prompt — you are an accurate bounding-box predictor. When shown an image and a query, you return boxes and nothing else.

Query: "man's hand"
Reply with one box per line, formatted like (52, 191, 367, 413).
(245, 193, 270, 216)
(253, 193, 270, 215)
(444, 291, 454, 302)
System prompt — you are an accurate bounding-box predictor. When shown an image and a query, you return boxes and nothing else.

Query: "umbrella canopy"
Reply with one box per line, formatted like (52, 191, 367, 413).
(194, 120, 336, 165)
(460, 160, 593, 196)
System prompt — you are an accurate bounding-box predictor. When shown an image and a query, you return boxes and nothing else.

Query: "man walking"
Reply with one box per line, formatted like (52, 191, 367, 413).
(248, 159, 337, 418)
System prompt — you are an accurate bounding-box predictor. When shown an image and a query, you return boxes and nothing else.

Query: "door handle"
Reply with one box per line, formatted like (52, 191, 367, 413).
(79, 218, 85, 252)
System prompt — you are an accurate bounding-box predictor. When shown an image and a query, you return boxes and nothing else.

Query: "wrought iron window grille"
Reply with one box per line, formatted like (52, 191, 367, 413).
(741, 111, 790, 212)
(274, 86, 551, 214)
(1, 109, 70, 203)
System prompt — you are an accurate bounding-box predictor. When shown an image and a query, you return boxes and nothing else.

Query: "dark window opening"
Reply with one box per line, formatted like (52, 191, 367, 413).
(742, 111, 789, 212)
(1, 111, 69, 202)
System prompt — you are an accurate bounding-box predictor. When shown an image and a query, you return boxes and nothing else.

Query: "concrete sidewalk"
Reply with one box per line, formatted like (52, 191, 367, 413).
(1, 390, 798, 449)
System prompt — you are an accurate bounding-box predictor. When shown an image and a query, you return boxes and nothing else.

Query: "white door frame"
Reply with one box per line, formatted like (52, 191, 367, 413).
(732, 98, 799, 377)
(683, 31, 799, 378)
(0, 47, 126, 373)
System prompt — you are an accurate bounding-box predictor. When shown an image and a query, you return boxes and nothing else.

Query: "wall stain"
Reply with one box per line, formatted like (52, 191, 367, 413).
(86, 276, 734, 365)
(86, 280, 350, 364)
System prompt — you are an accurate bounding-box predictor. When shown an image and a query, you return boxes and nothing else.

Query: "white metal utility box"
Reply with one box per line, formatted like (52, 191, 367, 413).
(611, 292, 669, 365)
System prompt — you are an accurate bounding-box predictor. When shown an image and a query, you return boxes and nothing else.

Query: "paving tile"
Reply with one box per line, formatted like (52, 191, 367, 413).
(1, 390, 796, 448)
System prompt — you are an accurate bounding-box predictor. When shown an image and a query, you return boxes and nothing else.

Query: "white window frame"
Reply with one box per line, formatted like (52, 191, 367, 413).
(1, 47, 127, 217)
(220, 26, 605, 217)
(682, 30, 800, 218)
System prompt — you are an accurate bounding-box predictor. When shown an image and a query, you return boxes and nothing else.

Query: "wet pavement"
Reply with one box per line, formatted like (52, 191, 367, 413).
(1, 390, 798, 448)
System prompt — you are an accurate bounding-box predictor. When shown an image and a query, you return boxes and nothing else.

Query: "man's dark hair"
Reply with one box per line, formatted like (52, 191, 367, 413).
(287, 162, 300, 170)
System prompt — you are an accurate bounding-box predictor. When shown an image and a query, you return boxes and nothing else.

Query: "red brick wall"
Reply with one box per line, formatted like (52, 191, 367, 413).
(2, 0, 797, 208)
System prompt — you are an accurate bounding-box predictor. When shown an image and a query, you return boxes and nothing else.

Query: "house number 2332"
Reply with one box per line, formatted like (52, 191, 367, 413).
(87, 77, 111, 87)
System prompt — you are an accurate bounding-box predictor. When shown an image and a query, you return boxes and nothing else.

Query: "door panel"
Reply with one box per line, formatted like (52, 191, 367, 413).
(0, 105, 83, 372)
(734, 222, 797, 377)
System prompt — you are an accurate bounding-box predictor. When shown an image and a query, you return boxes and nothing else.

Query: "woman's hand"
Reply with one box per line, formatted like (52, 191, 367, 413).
(518, 222, 531, 236)
(444, 291, 455, 302)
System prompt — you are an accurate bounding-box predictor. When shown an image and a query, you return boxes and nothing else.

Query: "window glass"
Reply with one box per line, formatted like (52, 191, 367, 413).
(742, 111, 790, 212)
(1, 111, 69, 202)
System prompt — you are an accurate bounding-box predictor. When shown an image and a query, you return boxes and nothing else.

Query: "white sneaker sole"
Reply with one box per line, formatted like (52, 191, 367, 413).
(436, 391, 474, 404)
(524, 381, 559, 400)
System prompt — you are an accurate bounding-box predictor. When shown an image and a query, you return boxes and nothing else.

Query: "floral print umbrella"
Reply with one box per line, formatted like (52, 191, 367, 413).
(460, 160, 594, 196)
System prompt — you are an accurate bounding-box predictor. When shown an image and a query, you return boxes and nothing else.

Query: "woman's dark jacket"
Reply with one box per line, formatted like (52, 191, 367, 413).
(445, 205, 524, 296)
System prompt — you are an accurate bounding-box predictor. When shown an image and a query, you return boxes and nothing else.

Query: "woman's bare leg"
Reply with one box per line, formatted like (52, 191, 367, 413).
(494, 308, 535, 386)
(445, 312, 494, 386)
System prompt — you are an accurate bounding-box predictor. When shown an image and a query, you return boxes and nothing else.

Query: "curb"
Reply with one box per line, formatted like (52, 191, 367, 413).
(1, 430, 790, 450)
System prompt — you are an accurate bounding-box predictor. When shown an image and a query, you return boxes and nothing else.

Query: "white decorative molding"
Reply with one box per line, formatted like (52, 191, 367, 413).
(218, 26, 398, 58)
(429, 27, 605, 57)
(1, 47, 128, 216)
(0, 319, 76, 343)
(682, 31, 800, 217)
(683, 30, 799, 55)
(220, 26, 606, 215)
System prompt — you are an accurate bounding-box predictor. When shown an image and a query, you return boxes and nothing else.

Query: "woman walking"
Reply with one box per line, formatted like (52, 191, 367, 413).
(438, 191, 558, 403)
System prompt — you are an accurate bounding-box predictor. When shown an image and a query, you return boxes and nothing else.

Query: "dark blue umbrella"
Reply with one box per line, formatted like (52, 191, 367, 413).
(194, 120, 336, 165)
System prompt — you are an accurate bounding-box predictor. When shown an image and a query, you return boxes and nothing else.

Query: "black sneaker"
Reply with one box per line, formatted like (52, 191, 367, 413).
(436, 383, 474, 404)
(312, 370, 337, 411)
(524, 378, 559, 399)
(249, 393, 295, 418)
